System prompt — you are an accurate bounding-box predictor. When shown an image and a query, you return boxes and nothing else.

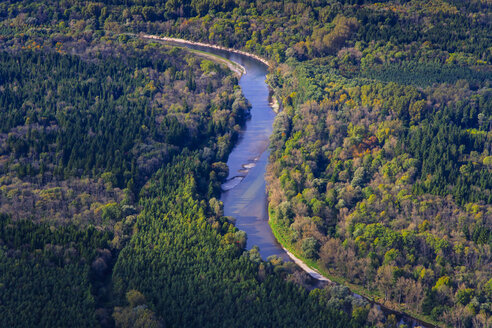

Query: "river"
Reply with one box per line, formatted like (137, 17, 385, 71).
(146, 35, 435, 328)
(155, 38, 291, 261)
(205, 49, 292, 261)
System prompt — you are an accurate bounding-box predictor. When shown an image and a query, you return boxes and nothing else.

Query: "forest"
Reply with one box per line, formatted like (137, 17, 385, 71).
(0, 0, 490, 327)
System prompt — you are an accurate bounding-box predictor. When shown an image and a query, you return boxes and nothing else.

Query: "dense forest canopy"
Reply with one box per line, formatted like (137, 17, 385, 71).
(0, 0, 490, 327)
(0, 40, 376, 327)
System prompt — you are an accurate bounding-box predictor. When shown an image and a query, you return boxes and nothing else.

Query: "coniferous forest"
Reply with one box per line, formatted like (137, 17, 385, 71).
(0, 1, 490, 327)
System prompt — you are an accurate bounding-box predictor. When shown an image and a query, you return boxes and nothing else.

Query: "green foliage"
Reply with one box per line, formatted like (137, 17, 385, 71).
(112, 152, 363, 327)
(301, 236, 319, 259)
(113, 290, 162, 328)
(456, 288, 474, 306)
(0, 0, 490, 326)
(258, 2, 491, 326)
(0, 215, 111, 328)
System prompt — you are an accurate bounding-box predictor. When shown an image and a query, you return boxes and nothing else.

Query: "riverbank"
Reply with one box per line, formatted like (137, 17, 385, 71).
(268, 94, 281, 114)
(138, 33, 438, 328)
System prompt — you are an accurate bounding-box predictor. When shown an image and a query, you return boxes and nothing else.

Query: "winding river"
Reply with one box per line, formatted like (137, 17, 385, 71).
(145, 35, 434, 328)
(217, 55, 292, 261)
(150, 37, 292, 261)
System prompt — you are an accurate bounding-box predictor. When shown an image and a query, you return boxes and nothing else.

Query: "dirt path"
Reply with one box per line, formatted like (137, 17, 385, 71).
(283, 248, 331, 282)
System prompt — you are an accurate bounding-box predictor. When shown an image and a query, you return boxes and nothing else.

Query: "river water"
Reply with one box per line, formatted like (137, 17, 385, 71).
(162, 40, 290, 261)
(159, 39, 433, 328)
(185, 44, 291, 261)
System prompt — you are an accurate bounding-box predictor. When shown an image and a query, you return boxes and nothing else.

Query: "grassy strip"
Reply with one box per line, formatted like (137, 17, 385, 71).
(268, 208, 442, 327)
